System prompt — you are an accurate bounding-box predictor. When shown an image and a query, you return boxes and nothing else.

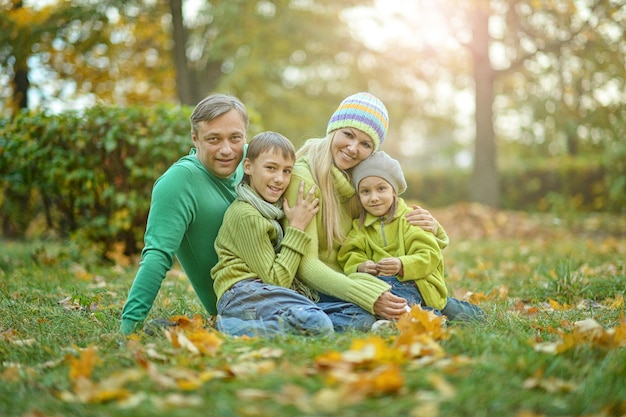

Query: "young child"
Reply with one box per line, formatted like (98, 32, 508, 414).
(211, 131, 335, 337)
(337, 151, 484, 323)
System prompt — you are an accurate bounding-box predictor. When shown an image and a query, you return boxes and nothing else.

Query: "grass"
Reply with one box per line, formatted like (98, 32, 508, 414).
(1, 205, 625, 417)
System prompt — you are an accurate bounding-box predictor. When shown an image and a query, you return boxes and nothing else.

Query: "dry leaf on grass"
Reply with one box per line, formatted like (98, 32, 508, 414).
(533, 315, 626, 353)
(163, 314, 223, 356)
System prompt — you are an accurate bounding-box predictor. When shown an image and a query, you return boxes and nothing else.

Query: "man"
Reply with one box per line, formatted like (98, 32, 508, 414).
(121, 94, 248, 335)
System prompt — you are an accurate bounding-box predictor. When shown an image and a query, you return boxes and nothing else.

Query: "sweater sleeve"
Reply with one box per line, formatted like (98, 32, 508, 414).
(120, 165, 195, 335)
(283, 173, 390, 313)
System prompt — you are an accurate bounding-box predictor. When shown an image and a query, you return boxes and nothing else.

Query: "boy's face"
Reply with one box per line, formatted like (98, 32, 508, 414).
(357, 176, 395, 217)
(243, 149, 294, 204)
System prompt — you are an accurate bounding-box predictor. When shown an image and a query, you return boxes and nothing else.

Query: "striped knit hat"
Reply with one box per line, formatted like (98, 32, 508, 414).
(326, 92, 389, 152)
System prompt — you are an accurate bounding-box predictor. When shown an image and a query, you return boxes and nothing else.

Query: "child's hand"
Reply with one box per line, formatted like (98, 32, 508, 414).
(376, 257, 402, 276)
(357, 260, 377, 275)
(283, 181, 319, 231)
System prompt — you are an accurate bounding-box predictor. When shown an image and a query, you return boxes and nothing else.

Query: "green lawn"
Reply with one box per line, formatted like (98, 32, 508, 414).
(1, 204, 624, 417)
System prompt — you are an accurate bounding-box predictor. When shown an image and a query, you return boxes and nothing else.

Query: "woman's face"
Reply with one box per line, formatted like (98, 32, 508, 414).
(330, 128, 374, 171)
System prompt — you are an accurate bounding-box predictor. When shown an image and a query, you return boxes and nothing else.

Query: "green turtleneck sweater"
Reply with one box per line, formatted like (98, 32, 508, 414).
(337, 199, 449, 310)
(282, 156, 391, 313)
(121, 149, 243, 335)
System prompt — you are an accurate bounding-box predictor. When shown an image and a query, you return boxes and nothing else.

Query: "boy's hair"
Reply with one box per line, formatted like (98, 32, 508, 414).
(246, 131, 295, 161)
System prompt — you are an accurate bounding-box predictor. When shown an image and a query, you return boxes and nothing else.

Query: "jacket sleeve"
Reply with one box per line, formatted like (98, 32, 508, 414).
(337, 224, 371, 275)
(434, 222, 450, 250)
(397, 225, 443, 282)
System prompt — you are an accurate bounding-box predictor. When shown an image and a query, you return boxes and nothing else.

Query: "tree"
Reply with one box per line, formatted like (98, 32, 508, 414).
(361, 0, 625, 207)
(0, 0, 177, 117)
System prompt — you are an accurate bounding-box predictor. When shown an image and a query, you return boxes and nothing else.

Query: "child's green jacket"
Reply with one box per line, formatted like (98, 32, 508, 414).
(338, 199, 449, 310)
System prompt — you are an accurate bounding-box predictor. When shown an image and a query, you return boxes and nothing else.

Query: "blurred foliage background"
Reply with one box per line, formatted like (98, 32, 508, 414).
(1, 0, 625, 255)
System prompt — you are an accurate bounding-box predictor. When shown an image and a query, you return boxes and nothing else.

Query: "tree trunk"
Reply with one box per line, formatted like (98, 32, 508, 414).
(11, 1, 29, 113)
(470, 2, 499, 207)
(12, 64, 29, 111)
(169, 0, 193, 105)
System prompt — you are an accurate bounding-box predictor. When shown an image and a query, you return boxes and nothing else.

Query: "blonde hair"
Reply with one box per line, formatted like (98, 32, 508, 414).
(296, 135, 359, 255)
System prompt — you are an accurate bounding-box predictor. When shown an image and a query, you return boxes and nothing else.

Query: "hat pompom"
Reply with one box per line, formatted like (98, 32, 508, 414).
(326, 92, 389, 151)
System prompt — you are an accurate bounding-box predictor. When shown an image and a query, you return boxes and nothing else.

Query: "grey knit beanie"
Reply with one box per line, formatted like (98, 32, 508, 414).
(351, 151, 407, 195)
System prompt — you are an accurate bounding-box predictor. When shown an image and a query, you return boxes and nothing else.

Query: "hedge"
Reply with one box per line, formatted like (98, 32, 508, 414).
(0, 105, 192, 256)
(404, 157, 622, 213)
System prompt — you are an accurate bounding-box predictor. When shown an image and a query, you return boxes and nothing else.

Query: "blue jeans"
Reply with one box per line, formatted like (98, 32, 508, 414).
(316, 293, 377, 332)
(378, 276, 484, 322)
(217, 279, 334, 337)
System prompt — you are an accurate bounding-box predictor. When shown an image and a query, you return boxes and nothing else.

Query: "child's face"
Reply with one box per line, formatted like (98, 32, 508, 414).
(357, 176, 395, 217)
(243, 149, 294, 204)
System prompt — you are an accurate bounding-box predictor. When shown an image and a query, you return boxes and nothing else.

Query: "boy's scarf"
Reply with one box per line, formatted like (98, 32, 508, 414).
(236, 182, 284, 251)
(236, 182, 318, 302)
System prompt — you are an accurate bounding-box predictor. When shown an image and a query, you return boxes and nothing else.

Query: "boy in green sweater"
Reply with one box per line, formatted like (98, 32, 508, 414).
(337, 151, 484, 323)
(211, 132, 335, 337)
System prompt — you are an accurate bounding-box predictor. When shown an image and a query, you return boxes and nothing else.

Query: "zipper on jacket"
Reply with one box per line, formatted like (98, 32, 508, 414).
(380, 217, 387, 246)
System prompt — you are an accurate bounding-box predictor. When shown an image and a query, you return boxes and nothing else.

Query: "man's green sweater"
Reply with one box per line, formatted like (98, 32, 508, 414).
(121, 150, 243, 335)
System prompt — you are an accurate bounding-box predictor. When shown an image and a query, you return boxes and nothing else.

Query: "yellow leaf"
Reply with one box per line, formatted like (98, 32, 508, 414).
(68, 346, 100, 382)
(351, 364, 404, 396)
(548, 299, 572, 311)
(609, 295, 624, 310)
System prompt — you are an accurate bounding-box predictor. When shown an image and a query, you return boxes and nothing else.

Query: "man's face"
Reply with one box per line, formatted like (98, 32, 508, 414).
(192, 109, 246, 178)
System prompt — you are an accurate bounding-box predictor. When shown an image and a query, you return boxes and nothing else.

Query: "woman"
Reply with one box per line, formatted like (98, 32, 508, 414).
(283, 92, 445, 331)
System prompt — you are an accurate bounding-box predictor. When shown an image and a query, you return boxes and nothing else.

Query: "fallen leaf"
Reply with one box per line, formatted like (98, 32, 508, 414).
(68, 346, 100, 382)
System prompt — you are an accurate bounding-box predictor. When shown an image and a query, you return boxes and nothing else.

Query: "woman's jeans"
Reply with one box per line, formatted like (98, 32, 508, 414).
(378, 276, 484, 322)
(216, 279, 375, 337)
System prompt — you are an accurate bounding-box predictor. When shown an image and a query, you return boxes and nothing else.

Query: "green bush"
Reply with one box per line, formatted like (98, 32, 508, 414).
(0, 105, 192, 256)
(404, 157, 622, 213)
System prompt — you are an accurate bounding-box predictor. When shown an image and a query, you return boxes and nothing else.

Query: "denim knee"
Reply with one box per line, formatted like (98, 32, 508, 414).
(441, 297, 484, 322)
(283, 307, 334, 336)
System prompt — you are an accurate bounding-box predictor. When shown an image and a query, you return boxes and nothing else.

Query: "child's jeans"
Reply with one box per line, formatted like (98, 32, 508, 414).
(217, 279, 335, 337)
(378, 276, 484, 322)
